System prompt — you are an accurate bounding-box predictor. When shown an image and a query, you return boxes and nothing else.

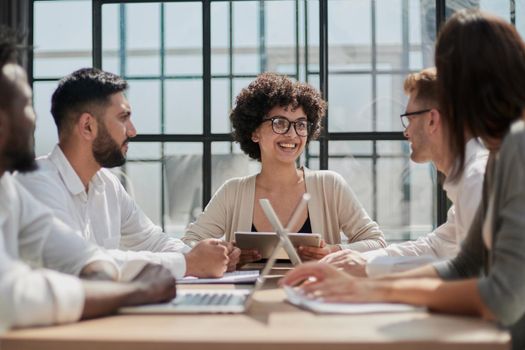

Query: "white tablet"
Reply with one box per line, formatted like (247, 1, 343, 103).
(235, 232, 321, 259)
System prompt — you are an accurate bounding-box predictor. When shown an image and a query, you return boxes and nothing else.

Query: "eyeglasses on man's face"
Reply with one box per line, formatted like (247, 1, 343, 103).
(400, 109, 431, 129)
(262, 116, 312, 137)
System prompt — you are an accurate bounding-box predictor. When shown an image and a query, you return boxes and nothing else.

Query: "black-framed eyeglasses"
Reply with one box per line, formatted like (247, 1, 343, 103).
(262, 116, 312, 137)
(400, 109, 431, 128)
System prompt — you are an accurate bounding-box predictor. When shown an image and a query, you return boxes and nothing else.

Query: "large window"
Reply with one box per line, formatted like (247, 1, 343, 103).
(31, 0, 523, 239)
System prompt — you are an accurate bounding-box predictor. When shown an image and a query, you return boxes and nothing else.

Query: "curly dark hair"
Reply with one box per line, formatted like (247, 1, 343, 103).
(230, 72, 326, 161)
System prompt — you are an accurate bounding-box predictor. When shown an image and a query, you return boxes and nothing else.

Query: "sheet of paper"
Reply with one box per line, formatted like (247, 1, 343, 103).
(178, 270, 260, 284)
(284, 286, 424, 314)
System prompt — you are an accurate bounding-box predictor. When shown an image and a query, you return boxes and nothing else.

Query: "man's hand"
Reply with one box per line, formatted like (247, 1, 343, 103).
(81, 263, 176, 319)
(184, 239, 229, 278)
(127, 264, 177, 305)
(219, 241, 241, 272)
(297, 240, 341, 261)
(320, 249, 368, 277)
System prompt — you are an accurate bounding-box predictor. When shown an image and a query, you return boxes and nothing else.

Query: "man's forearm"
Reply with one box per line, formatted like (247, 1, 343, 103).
(80, 261, 119, 281)
(80, 281, 139, 319)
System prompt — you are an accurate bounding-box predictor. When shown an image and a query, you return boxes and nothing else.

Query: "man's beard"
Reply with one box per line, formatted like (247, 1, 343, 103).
(4, 134, 37, 173)
(92, 123, 128, 168)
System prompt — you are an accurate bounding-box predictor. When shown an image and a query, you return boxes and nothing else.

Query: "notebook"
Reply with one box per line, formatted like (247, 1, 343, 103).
(283, 286, 423, 314)
(178, 270, 260, 284)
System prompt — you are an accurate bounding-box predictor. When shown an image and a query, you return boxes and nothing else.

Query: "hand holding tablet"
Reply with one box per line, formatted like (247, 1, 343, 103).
(235, 232, 322, 260)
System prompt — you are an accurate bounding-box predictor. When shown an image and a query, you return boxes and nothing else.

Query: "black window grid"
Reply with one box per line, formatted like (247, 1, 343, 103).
(30, 0, 518, 235)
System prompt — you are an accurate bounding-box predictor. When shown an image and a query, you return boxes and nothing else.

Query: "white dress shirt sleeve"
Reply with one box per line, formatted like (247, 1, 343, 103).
(115, 179, 190, 278)
(363, 206, 459, 260)
(116, 179, 190, 252)
(107, 249, 187, 279)
(453, 164, 485, 243)
(0, 231, 84, 330)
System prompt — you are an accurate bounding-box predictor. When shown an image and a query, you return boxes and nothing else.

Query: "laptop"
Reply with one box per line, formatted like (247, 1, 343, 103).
(119, 258, 272, 314)
(119, 194, 310, 315)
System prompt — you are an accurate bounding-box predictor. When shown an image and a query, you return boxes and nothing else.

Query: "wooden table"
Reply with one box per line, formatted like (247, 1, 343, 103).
(0, 273, 510, 350)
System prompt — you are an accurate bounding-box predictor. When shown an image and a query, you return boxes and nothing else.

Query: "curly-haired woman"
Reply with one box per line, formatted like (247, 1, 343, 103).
(182, 73, 386, 266)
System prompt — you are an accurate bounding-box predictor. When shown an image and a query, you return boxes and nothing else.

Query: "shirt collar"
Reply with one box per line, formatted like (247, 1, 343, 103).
(48, 145, 105, 196)
(443, 138, 487, 195)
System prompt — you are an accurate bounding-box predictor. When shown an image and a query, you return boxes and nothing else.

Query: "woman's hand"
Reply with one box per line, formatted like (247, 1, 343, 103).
(280, 262, 376, 303)
(320, 249, 368, 277)
(236, 248, 262, 268)
(297, 240, 341, 261)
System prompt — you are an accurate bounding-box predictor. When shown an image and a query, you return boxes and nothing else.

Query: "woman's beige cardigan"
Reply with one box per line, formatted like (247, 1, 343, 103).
(182, 168, 386, 251)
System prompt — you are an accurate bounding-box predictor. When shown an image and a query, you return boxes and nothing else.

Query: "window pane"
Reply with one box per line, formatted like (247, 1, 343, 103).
(233, 1, 260, 74)
(328, 140, 435, 241)
(265, 1, 297, 75)
(377, 0, 435, 71)
(446, 0, 510, 22)
(164, 80, 203, 134)
(211, 78, 231, 134)
(33, 1, 92, 78)
(480, 0, 511, 21)
(102, 4, 121, 75)
(306, 0, 320, 75)
(304, 140, 320, 170)
(517, 1, 525, 37)
(124, 162, 162, 226)
(33, 81, 59, 157)
(327, 0, 435, 132)
(212, 77, 255, 133)
(165, 3, 203, 76)
(211, 142, 260, 194)
(411, 0, 435, 69)
(127, 142, 161, 161)
(328, 74, 372, 132)
(376, 74, 408, 132)
(328, 0, 372, 72)
(127, 80, 161, 134)
(164, 143, 202, 234)
(211, 2, 230, 76)
(102, 3, 161, 77)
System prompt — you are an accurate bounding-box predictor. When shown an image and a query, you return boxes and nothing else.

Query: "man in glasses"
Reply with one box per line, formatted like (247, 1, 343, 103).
(321, 67, 489, 276)
(16, 67, 240, 280)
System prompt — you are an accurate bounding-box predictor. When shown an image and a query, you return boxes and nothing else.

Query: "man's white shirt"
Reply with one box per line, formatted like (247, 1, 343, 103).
(16, 145, 191, 278)
(0, 172, 111, 329)
(363, 139, 489, 273)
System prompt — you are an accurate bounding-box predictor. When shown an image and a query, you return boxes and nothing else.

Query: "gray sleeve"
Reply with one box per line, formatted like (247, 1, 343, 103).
(477, 133, 525, 326)
(433, 194, 486, 280)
